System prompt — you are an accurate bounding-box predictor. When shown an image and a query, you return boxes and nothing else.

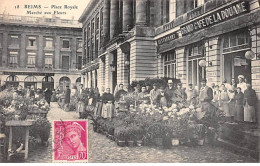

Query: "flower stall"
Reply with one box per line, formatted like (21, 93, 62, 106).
(89, 79, 222, 148)
(0, 89, 51, 161)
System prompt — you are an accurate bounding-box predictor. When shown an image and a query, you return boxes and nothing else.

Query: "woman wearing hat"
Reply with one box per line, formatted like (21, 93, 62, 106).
(237, 75, 247, 93)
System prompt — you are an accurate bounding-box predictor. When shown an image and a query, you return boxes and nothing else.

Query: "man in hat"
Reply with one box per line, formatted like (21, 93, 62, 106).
(173, 83, 186, 103)
(75, 84, 87, 118)
(186, 83, 198, 105)
(64, 85, 71, 107)
(150, 83, 160, 105)
(44, 87, 53, 105)
(237, 75, 247, 93)
(165, 80, 175, 106)
(114, 83, 127, 102)
(198, 78, 217, 121)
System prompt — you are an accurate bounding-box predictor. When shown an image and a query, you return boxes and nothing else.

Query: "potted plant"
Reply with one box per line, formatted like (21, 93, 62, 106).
(135, 126, 144, 147)
(114, 126, 127, 147)
(30, 117, 51, 145)
(126, 125, 135, 147)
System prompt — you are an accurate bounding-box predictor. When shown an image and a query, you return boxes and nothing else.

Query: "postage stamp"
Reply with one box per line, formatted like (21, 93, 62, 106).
(52, 120, 88, 162)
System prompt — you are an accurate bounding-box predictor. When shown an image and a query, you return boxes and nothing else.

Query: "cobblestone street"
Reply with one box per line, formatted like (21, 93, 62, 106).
(20, 102, 258, 163)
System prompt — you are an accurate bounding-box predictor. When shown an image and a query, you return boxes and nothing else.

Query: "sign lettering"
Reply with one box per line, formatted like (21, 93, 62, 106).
(180, 1, 249, 36)
(157, 32, 178, 45)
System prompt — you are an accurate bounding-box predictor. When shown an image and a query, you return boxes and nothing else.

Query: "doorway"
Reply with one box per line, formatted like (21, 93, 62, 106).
(42, 76, 54, 90)
(223, 51, 251, 84)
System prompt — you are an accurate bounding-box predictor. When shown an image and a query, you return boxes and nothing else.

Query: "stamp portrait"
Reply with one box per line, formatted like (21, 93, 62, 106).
(52, 120, 88, 162)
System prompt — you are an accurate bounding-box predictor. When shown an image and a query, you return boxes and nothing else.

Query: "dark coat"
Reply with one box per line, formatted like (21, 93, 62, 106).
(44, 89, 53, 104)
(114, 89, 127, 101)
(102, 93, 115, 104)
(234, 92, 244, 105)
(244, 88, 257, 106)
(64, 89, 71, 104)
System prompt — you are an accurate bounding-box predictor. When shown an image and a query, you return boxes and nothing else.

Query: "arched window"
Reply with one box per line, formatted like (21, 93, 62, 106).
(6, 75, 19, 82)
(42, 76, 54, 82)
(24, 76, 37, 82)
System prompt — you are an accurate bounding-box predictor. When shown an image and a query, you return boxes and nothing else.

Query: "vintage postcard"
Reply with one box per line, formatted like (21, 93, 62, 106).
(0, 0, 260, 164)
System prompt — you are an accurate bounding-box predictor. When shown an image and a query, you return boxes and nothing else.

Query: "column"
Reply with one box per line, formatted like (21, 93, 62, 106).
(176, 47, 186, 87)
(110, 0, 119, 39)
(103, 0, 110, 42)
(206, 37, 221, 86)
(54, 36, 60, 69)
(136, 0, 147, 26)
(169, 0, 176, 21)
(123, 0, 133, 32)
(157, 54, 164, 77)
(117, 48, 129, 86)
(2, 32, 8, 67)
(20, 33, 26, 68)
(37, 35, 43, 68)
(250, 26, 260, 125)
(105, 53, 113, 90)
(98, 57, 105, 93)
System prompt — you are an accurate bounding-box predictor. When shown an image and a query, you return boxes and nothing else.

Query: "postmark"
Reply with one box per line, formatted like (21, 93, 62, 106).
(52, 120, 88, 162)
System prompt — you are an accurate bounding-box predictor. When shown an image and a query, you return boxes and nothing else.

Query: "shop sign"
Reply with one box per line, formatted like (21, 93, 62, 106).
(180, 1, 249, 36)
(157, 32, 178, 45)
(234, 58, 247, 66)
(207, 71, 217, 77)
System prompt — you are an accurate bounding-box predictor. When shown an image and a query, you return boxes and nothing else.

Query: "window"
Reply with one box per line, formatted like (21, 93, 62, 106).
(27, 52, 36, 67)
(100, 9, 103, 28)
(96, 16, 99, 31)
(77, 40, 82, 48)
(10, 35, 19, 47)
(45, 53, 53, 68)
(45, 38, 53, 48)
(28, 37, 37, 47)
(91, 19, 95, 34)
(187, 42, 206, 87)
(63, 39, 70, 48)
(163, 50, 176, 79)
(223, 30, 250, 49)
(9, 52, 18, 67)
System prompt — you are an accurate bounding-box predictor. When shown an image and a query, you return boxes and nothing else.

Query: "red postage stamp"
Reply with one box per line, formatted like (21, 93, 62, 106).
(52, 120, 88, 162)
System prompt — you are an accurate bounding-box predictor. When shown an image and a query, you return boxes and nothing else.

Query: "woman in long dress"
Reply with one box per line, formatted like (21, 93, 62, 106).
(220, 84, 230, 118)
(234, 87, 244, 121)
(243, 83, 257, 122)
(228, 85, 236, 120)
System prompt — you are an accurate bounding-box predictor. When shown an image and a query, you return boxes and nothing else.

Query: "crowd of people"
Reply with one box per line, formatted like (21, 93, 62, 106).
(95, 75, 257, 123)
(8, 74, 256, 124)
(60, 75, 257, 124)
(9, 85, 53, 105)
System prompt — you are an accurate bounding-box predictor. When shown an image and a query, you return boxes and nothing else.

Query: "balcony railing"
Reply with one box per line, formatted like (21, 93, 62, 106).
(0, 14, 81, 28)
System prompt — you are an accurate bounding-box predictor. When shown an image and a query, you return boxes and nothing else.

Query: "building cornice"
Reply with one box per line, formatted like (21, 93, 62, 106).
(79, 0, 102, 23)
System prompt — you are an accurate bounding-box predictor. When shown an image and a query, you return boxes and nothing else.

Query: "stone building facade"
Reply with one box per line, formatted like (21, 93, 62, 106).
(79, 0, 260, 111)
(0, 14, 82, 91)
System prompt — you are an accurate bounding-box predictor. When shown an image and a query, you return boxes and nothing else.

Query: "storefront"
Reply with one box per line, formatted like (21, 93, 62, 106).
(221, 29, 251, 84)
